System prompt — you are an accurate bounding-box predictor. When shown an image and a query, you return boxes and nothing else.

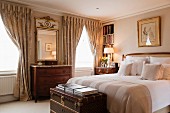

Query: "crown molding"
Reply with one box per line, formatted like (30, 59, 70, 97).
(8, 0, 97, 19)
(7, 0, 64, 16)
(8, 0, 170, 24)
(102, 3, 170, 24)
(28, 3, 100, 20)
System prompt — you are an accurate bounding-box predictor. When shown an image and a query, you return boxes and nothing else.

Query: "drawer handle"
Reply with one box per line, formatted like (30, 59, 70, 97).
(61, 96, 64, 105)
(106, 69, 109, 73)
(98, 69, 101, 72)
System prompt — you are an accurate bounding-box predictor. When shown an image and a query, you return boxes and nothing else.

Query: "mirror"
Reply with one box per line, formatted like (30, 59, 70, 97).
(35, 16, 59, 62)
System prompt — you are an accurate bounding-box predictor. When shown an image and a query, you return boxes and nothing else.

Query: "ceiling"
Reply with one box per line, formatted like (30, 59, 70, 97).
(10, 0, 170, 23)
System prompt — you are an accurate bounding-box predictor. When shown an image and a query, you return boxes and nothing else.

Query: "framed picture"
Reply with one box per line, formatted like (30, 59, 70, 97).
(106, 34, 114, 44)
(45, 43, 52, 51)
(137, 16, 161, 47)
(103, 35, 107, 45)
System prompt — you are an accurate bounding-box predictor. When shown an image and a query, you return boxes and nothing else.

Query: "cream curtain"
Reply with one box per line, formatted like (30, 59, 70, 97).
(85, 20, 103, 67)
(62, 15, 85, 76)
(0, 1, 32, 101)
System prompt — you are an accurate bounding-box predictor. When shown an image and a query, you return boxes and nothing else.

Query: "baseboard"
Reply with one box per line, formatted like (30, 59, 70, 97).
(0, 94, 18, 103)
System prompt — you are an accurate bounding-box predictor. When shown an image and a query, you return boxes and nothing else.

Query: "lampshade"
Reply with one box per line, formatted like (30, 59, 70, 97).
(52, 51, 56, 55)
(104, 48, 114, 54)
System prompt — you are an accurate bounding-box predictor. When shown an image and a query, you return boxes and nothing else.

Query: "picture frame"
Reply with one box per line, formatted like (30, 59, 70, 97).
(137, 16, 161, 47)
(106, 34, 114, 44)
(45, 43, 52, 51)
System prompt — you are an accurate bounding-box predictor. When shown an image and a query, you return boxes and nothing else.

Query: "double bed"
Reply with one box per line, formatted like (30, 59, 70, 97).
(67, 52, 170, 113)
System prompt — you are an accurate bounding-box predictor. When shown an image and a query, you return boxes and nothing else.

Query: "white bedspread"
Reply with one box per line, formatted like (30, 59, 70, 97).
(67, 74, 170, 113)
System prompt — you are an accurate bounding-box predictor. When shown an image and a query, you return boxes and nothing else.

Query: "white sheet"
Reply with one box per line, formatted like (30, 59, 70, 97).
(68, 74, 170, 112)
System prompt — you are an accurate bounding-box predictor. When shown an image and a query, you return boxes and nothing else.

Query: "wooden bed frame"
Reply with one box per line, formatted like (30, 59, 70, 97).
(123, 52, 170, 113)
(123, 52, 170, 60)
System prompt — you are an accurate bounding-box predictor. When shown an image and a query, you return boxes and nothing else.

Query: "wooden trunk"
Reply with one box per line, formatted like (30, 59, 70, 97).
(50, 88, 107, 113)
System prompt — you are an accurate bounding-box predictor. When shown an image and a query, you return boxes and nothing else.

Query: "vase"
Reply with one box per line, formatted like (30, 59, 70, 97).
(101, 62, 105, 67)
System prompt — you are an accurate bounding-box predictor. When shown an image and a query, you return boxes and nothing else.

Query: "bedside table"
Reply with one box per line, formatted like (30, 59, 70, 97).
(95, 67, 118, 75)
(95, 63, 119, 75)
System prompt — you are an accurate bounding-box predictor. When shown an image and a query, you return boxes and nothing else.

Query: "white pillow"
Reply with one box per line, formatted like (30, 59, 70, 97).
(131, 60, 145, 76)
(141, 64, 162, 80)
(117, 61, 132, 76)
(150, 57, 170, 64)
(161, 64, 170, 80)
(125, 56, 149, 76)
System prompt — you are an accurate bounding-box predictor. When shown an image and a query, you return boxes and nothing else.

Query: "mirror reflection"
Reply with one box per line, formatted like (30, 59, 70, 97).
(35, 16, 59, 62)
(37, 29, 57, 60)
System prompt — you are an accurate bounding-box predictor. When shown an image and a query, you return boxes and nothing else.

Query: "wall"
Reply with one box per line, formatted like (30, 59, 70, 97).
(114, 7, 170, 62)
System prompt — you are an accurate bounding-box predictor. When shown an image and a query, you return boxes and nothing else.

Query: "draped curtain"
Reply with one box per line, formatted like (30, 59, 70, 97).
(62, 15, 103, 76)
(0, 1, 32, 101)
(85, 20, 103, 67)
(62, 15, 84, 76)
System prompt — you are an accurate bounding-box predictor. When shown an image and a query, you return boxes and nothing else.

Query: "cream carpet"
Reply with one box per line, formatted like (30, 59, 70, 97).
(0, 100, 50, 113)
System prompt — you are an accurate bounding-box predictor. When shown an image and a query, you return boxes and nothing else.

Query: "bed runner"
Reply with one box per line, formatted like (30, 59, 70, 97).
(68, 76, 152, 113)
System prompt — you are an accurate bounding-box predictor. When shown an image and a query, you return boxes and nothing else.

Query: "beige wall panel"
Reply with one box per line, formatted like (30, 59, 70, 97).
(114, 7, 170, 62)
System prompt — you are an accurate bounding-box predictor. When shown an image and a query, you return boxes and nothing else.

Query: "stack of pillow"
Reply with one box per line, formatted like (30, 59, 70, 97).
(117, 56, 170, 80)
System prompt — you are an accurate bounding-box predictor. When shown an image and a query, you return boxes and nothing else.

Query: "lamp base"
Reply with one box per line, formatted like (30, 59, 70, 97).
(107, 54, 111, 67)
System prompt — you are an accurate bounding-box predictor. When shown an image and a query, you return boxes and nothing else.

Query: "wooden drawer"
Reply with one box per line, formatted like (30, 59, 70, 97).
(103, 68, 116, 73)
(95, 67, 117, 75)
(37, 75, 70, 85)
(38, 86, 51, 96)
(36, 68, 71, 75)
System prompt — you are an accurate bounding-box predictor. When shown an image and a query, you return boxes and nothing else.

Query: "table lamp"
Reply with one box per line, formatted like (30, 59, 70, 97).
(51, 51, 56, 59)
(104, 47, 114, 67)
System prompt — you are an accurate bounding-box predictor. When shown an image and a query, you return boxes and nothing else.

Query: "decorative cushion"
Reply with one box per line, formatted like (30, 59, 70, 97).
(150, 57, 170, 64)
(131, 60, 145, 76)
(117, 61, 132, 76)
(161, 64, 170, 80)
(141, 64, 162, 80)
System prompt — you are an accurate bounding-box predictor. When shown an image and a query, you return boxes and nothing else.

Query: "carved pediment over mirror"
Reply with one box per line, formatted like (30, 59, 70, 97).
(35, 16, 59, 63)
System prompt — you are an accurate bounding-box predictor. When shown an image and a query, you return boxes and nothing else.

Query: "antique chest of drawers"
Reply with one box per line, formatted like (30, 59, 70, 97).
(50, 88, 107, 113)
(30, 65, 72, 102)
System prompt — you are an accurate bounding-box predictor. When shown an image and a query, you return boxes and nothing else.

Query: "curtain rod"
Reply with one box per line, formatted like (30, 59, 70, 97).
(64, 13, 101, 22)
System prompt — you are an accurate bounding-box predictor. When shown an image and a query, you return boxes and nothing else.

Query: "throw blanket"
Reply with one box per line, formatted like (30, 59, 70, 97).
(67, 75, 152, 113)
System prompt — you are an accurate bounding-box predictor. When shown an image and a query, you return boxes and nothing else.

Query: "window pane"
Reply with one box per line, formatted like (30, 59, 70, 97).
(0, 16, 19, 72)
(75, 26, 94, 68)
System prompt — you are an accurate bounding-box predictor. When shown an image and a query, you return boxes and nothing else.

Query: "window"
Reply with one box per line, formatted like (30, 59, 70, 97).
(75, 26, 94, 68)
(0, 16, 19, 73)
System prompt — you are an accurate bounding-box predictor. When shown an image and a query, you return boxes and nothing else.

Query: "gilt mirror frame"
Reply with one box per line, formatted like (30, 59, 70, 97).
(137, 16, 161, 47)
(35, 16, 59, 62)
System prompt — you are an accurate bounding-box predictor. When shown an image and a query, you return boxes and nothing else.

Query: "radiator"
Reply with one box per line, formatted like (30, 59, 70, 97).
(0, 75, 16, 96)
